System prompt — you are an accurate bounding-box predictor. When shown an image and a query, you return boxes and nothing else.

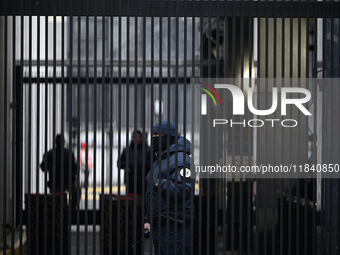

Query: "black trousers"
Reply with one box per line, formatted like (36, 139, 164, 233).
(153, 220, 191, 255)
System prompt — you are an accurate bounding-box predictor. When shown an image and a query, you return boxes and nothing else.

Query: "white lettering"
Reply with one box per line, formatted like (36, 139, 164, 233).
(248, 88, 278, 115)
(281, 87, 312, 116)
(265, 119, 280, 127)
(248, 119, 264, 127)
(230, 119, 246, 127)
(213, 119, 228, 127)
(281, 119, 298, 127)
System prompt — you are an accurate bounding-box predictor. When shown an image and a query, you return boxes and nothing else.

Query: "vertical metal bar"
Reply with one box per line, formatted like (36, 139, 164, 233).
(231, 2, 236, 254)
(239, 5, 245, 254)
(295, 89, 300, 253)
(338, 83, 340, 255)
(141, 3, 147, 252)
(240, 13, 245, 255)
(264, 2, 269, 254)
(198, 3, 204, 253)
(198, 3, 203, 255)
(182, 9, 188, 255)
(109, 3, 115, 255)
(133, 6, 139, 255)
(62, 10, 70, 253)
(298, 4, 304, 255)
(319, 2, 325, 255)
(223, 129, 227, 255)
(92, 2, 98, 254)
(116, 2, 122, 254)
(312, 78, 317, 255)
(224, 14, 232, 255)
(207, 3, 212, 255)
(328, 93, 333, 255)
(117, 1, 122, 255)
(256, 5, 261, 255)
(191, 2, 196, 255)
(281, 0, 285, 78)
(149, 12, 155, 255)
(76, 7, 82, 254)
(288, 2, 294, 254)
(11, 13, 16, 255)
(149, 3, 155, 252)
(40, 13, 47, 255)
(174, 0, 179, 254)
(125, 5, 130, 254)
(337, 12, 340, 253)
(296, 4, 303, 75)
(60, 7, 66, 255)
(148, 3, 155, 255)
(67, 3, 74, 255)
(207, 0, 212, 78)
(247, 5, 253, 255)
(304, 5, 310, 255)
(132, 12, 138, 255)
(43, 13, 49, 255)
(166, 98, 170, 255)
(18, 13, 24, 255)
(100, 2, 106, 254)
(279, 2, 286, 255)
(338, 2, 340, 80)
(52, 11, 58, 255)
(84, 3, 90, 254)
(27, 10, 33, 255)
(328, 11, 335, 252)
(296, 3, 302, 253)
(166, 4, 171, 254)
(272, 2, 278, 255)
(223, 4, 229, 254)
(2, 5, 8, 255)
(215, 8, 220, 255)
(273, 1, 277, 79)
(313, 1, 318, 80)
(330, 2, 334, 77)
(312, 16, 318, 255)
(306, 1, 310, 79)
(157, 2, 163, 255)
(13, 65, 20, 255)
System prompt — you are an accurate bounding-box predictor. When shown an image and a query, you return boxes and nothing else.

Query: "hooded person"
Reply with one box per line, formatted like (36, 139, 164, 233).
(144, 121, 194, 255)
(40, 134, 79, 209)
(118, 130, 152, 194)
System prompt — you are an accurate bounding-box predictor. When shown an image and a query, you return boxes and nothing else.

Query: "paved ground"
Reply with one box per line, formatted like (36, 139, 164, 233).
(0, 225, 320, 255)
(69, 226, 238, 255)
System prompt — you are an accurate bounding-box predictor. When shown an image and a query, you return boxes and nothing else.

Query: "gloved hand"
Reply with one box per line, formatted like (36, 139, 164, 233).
(144, 228, 150, 239)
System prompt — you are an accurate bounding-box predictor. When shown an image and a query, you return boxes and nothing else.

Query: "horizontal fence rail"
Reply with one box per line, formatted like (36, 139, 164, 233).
(2, 1, 340, 18)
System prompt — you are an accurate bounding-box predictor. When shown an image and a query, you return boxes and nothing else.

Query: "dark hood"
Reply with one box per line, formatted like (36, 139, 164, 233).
(159, 136, 191, 157)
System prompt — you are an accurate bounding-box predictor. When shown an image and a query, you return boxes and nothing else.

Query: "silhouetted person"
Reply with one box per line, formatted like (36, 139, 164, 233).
(118, 130, 152, 194)
(40, 134, 79, 209)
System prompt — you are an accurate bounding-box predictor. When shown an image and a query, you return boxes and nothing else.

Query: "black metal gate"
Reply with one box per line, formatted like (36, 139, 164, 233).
(1, 1, 340, 255)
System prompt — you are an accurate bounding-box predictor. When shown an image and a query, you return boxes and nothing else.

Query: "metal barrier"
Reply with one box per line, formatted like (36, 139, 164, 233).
(1, 1, 340, 255)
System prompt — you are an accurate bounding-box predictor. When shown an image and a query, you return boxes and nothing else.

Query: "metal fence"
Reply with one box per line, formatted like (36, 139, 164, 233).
(1, 0, 340, 254)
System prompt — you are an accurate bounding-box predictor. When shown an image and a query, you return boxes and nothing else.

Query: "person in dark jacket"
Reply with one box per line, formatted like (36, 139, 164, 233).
(40, 134, 79, 209)
(118, 130, 152, 194)
(144, 121, 194, 255)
